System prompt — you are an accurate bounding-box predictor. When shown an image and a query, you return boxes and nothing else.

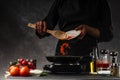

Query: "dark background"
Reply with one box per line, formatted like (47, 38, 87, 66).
(0, 0, 120, 78)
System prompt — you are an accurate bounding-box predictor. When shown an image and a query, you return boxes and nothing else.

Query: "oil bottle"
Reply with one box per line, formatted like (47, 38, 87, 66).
(90, 46, 99, 74)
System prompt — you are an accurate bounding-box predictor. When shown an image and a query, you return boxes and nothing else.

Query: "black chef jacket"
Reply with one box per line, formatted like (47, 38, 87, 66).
(36, 0, 113, 56)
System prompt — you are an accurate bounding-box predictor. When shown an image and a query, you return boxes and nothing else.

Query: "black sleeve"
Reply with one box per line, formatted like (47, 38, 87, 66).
(97, 0, 113, 42)
(36, 0, 60, 38)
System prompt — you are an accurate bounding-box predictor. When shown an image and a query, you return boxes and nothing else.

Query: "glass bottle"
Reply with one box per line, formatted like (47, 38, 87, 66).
(100, 49, 110, 69)
(90, 46, 99, 73)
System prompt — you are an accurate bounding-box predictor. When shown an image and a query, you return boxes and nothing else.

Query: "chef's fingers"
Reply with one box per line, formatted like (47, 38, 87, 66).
(77, 27, 86, 39)
(75, 25, 83, 31)
(36, 21, 43, 33)
(43, 21, 47, 32)
(36, 21, 40, 32)
(77, 31, 85, 39)
(39, 21, 43, 33)
(36, 21, 39, 29)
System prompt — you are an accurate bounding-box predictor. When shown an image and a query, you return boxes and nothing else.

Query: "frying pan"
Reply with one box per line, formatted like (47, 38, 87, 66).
(46, 56, 92, 63)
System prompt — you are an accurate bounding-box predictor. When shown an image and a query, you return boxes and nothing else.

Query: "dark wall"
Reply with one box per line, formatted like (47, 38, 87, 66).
(0, 0, 120, 78)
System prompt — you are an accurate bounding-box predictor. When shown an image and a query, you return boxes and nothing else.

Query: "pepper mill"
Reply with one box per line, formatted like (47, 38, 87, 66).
(110, 51, 118, 64)
(110, 51, 118, 76)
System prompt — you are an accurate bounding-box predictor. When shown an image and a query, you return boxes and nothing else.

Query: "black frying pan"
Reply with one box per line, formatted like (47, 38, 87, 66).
(46, 56, 92, 63)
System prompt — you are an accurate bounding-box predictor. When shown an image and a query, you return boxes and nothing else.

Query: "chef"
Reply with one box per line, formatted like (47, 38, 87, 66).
(35, 0, 113, 56)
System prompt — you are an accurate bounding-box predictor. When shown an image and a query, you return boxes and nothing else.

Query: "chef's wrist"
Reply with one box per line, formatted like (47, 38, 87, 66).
(85, 25, 100, 38)
(84, 25, 91, 34)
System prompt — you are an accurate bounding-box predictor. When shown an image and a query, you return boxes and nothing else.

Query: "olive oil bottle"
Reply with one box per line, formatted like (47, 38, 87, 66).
(90, 55, 97, 73)
(90, 47, 99, 74)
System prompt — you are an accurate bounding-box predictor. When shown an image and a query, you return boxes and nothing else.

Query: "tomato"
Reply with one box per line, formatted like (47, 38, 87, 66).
(9, 66, 20, 76)
(15, 63, 21, 68)
(21, 60, 28, 65)
(20, 66, 30, 76)
(8, 66, 15, 72)
(18, 58, 25, 63)
(28, 62, 33, 68)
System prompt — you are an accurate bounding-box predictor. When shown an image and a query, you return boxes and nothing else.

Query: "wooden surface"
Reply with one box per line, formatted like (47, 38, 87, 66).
(4, 73, 120, 80)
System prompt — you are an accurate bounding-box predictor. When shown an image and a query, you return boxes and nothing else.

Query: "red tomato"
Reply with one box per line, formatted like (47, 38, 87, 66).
(21, 60, 28, 65)
(28, 62, 33, 68)
(8, 66, 15, 72)
(15, 63, 21, 68)
(20, 66, 30, 76)
(9, 66, 20, 76)
(19, 58, 25, 63)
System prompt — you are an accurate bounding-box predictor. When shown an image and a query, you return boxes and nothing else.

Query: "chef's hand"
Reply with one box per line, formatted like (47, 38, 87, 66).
(36, 21, 47, 33)
(75, 24, 87, 39)
(75, 24, 100, 39)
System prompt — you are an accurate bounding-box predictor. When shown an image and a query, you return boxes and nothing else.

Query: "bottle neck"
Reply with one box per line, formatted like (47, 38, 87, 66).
(92, 46, 99, 60)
